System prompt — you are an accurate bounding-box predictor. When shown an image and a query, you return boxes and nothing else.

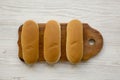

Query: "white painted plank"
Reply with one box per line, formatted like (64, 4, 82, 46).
(0, 0, 120, 80)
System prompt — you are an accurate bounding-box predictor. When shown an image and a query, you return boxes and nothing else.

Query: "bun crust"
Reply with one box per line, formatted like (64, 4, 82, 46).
(21, 20, 39, 64)
(66, 20, 83, 64)
(44, 20, 61, 64)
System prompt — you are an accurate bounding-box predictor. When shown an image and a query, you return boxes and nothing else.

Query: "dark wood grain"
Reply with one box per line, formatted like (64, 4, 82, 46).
(18, 23, 103, 62)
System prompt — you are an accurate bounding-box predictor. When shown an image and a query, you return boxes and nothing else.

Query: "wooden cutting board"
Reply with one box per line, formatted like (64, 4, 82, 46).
(17, 23, 103, 62)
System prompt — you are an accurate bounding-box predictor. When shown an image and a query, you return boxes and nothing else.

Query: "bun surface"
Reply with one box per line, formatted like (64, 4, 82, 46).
(21, 20, 39, 64)
(66, 19, 83, 64)
(44, 20, 61, 64)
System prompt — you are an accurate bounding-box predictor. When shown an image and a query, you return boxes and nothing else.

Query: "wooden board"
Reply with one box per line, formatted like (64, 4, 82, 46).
(18, 23, 103, 62)
(1, 0, 120, 80)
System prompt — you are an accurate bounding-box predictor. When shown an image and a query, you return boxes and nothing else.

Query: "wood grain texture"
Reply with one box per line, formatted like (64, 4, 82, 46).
(0, 0, 120, 80)
(18, 23, 103, 62)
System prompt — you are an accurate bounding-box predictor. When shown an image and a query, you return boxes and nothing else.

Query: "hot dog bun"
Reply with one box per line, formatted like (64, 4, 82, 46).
(66, 19, 83, 64)
(21, 20, 39, 64)
(44, 20, 61, 64)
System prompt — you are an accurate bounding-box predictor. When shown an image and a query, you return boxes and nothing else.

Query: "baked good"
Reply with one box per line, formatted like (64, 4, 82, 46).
(44, 20, 61, 64)
(18, 20, 103, 64)
(66, 19, 83, 64)
(21, 20, 39, 64)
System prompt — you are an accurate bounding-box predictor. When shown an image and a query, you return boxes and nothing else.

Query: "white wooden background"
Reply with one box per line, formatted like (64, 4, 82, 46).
(0, 0, 120, 80)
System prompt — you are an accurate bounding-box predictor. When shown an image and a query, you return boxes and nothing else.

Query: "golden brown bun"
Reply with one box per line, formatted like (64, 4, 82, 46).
(66, 19, 83, 64)
(21, 20, 39, 64)
(44, 20, 61, 64)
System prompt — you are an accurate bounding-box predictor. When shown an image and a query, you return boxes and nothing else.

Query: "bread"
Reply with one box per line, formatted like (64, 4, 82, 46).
(18, 20, 103, 64)
(66, 19, 83, 64)
(21, 20, 39, 64)
(44, 20, 61, 64)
